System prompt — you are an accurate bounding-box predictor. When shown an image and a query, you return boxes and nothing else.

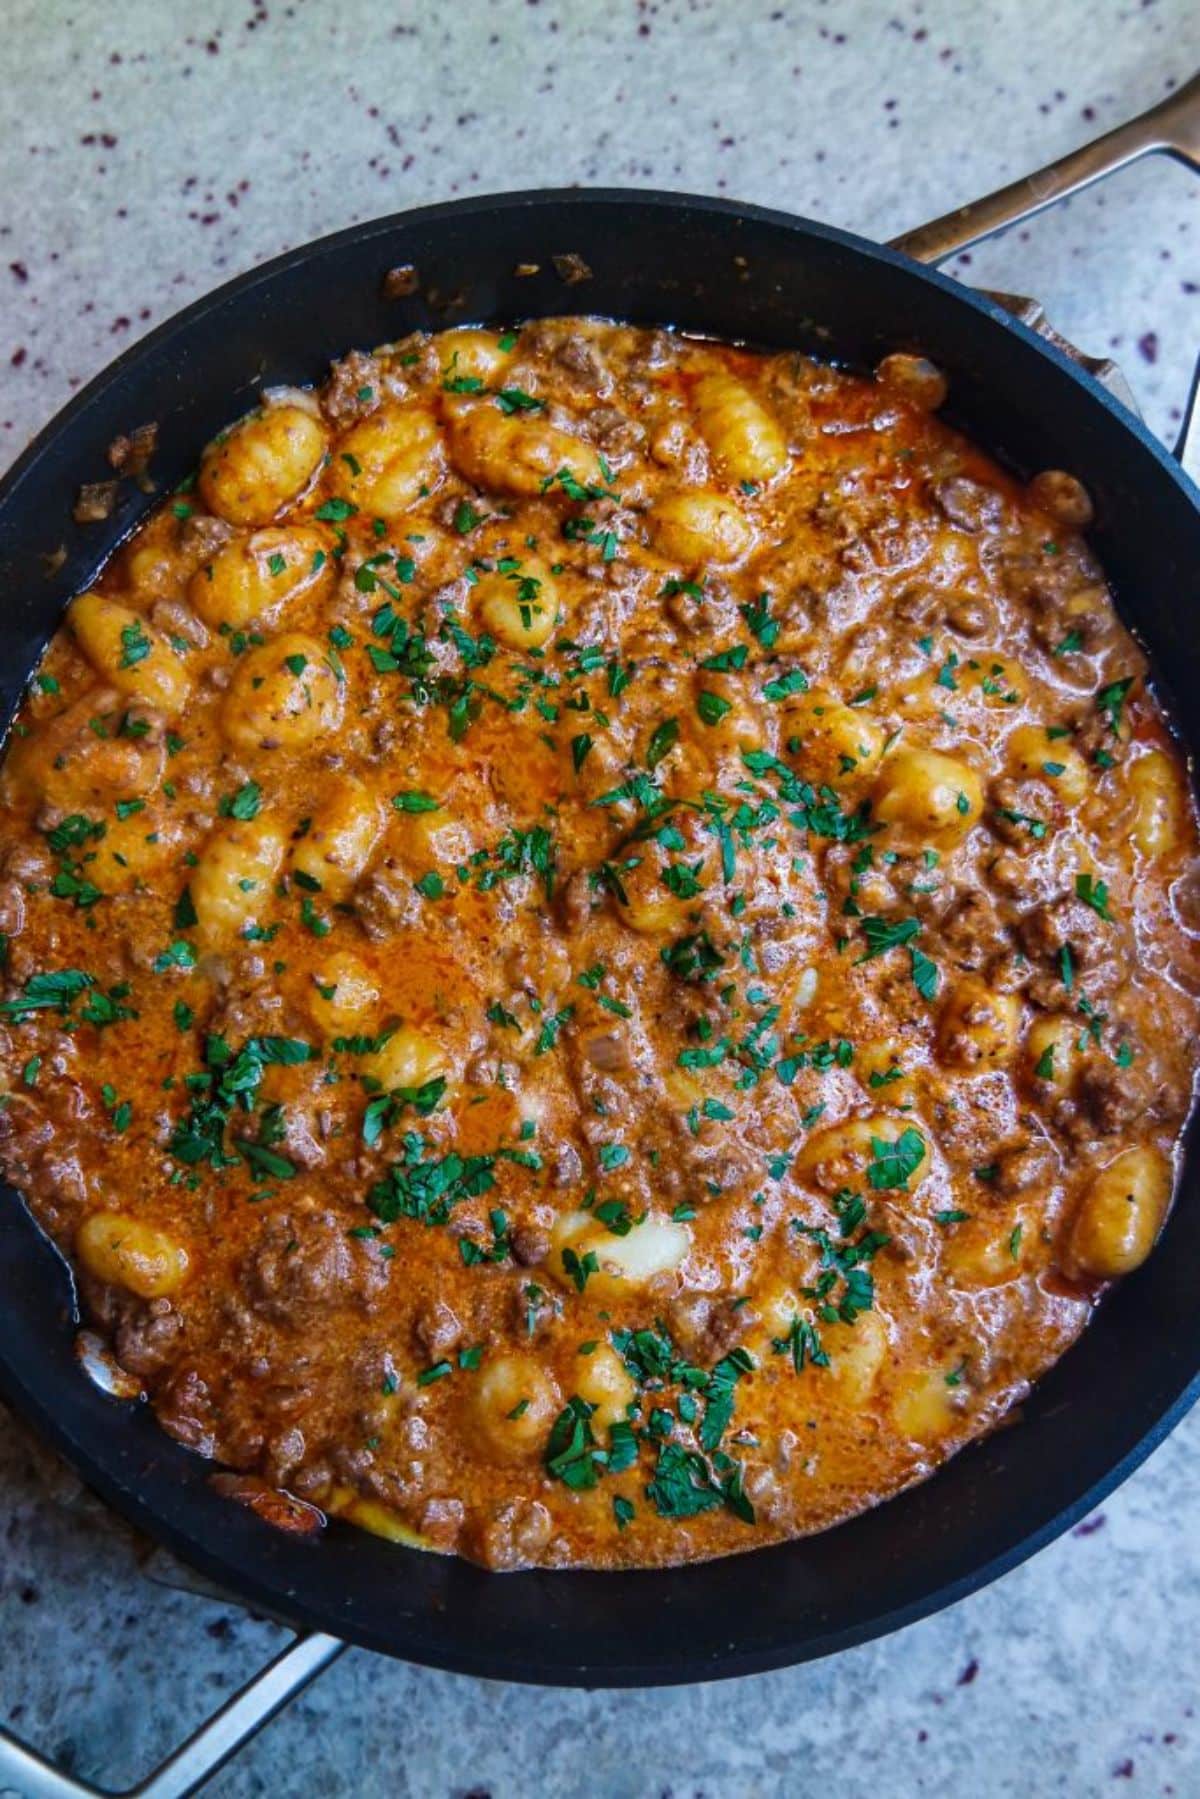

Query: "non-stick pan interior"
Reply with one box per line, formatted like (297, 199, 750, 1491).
(1, 191, 1198, 1684)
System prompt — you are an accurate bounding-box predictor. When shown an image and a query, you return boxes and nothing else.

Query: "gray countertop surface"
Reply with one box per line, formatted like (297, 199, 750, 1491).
(1, 2, 1198, 1794)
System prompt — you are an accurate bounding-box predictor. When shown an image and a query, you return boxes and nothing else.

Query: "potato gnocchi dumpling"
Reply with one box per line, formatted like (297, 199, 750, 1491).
(332, 402, 445, 516)
(550, 1210, 691, 1299)
(780, 685, 884, 790)
(650, 489, 751, 566)
(1, 317, 1195, 1576)
(437, 328, 515, 386)
(307, 950, 381, 1036)
(471, 555, 560, 651)
(467, 1354, 561, 1463)
(936, 979, 1020, 1070)
(693, 373, 789, 483)
(873, 746, 983, 847)
(223, 632, 343, 751)
(1006, 723, 1089, 807)
(1127, 747, 1184, 859)
(199, 404, 328, 526)
(446, 402, 601, 496)
(76, 1212, 189, 1299)
(292, 776, 384, 902)
(68, 592, 192, 715)
(191, 816, 289, 945)
(1064, 1147, 1172, 1279)
(190, 525, 331, 631)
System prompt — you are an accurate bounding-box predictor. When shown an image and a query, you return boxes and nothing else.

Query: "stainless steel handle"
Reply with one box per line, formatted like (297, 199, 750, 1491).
(890, 69, 1200, 264)
(0, 1632, 346, 1799)
(889, 70, 1200, 471)
(1179, 355, 1200, 481)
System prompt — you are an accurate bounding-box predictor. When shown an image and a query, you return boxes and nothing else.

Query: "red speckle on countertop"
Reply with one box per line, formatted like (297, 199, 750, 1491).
(956, 1657, 980, 1686)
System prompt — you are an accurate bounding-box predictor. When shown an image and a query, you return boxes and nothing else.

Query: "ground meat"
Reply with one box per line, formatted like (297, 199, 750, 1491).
(1029, 584, 1113, 657)
(420, 1496, 465, 1549)
(992, 1135, 1057, 1198)
(206, 975, 284, 1041)
(555, 333, 607, 384)
(663, 579, 738, 636)
(550, 1142, 583, 1188)
(413, 1297, 463, 1359)
(0, 879, 25, 938)
(1069, 705, 1117, 762)
(587, 403, 644, 455)
(240, 1209, 390, 1326)
(323, 350, 386, 426)
(157, 1366, 218, 1456)
(13, 1144, 88, 1234)
(946, 593, 997, 637)
(73, 481, 118, 523)
(276, 1108, 326, 1170)
(1018, 894, 1114, 973)
(937, 889, 1012, 971)
(557, 869, 596, 931)
(179, 513, 236, 559)
(354, 861, 420, 940)
(934, 477, 1004, 532)
(988, 777, 1046, 848)
(264, 1426, 307, 1482)
(894, 583, 941, 628)
(512, 1278, 558, 1338)
(107, 422, 159, 480)
(583, 1030, 631, 1073)
(1076, 1060, 1151, 1135)
(3, 839, 53, 886)
(150, 598, 210, 649)
(477, 1498, 553, 1570)
(115, 1300, 184, 1377)
(510, 1224, 550, 1267)
(667, 1292, 753, 1365)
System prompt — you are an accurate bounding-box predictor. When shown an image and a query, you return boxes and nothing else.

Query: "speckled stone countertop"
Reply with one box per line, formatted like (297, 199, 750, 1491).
(1, 3, 1198, 1795)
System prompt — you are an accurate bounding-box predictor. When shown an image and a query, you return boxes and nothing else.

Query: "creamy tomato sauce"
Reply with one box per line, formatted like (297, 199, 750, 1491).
(1, 318, 1197, 1570)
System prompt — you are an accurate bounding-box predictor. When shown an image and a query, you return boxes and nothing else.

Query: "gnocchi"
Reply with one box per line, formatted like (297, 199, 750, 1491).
(77, 1212, 189, 1299)
(190, 816, 289, 945)
(332, 402, 445, 516)
(447, 402, 601, 496)
(190, 526, 331, 631)
(1064, 1146, 1172, 1279)
(650, 489, 751, 566)
(223, 633, 343, 751)
(68, 593, 191, 715)
(471, 555, 559, 651)
(872, 746, 983, 847)
(693, 373, 788, 483)
(199, 404, 328, 526)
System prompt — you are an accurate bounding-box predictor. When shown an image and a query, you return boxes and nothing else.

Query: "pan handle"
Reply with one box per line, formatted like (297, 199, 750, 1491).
(890, 70, 1200, 472)
(1179, 355, 1200, 480)
(0, 1630, 346, 1799)
(889, 69, 1200, 264)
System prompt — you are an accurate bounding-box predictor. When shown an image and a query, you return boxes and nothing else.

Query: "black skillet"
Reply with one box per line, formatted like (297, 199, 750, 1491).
(0, 83, 1199, 1713)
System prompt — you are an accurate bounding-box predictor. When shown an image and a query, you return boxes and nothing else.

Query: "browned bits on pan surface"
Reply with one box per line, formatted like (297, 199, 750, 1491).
(72, 480, 119, 522)
(552, 252, 594, 285)
(382, 263, 419, 298)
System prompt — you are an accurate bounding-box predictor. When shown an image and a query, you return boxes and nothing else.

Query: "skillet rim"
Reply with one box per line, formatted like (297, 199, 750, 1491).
(4, 186, 1199, 511)
(1, 185, 1199, 1688)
